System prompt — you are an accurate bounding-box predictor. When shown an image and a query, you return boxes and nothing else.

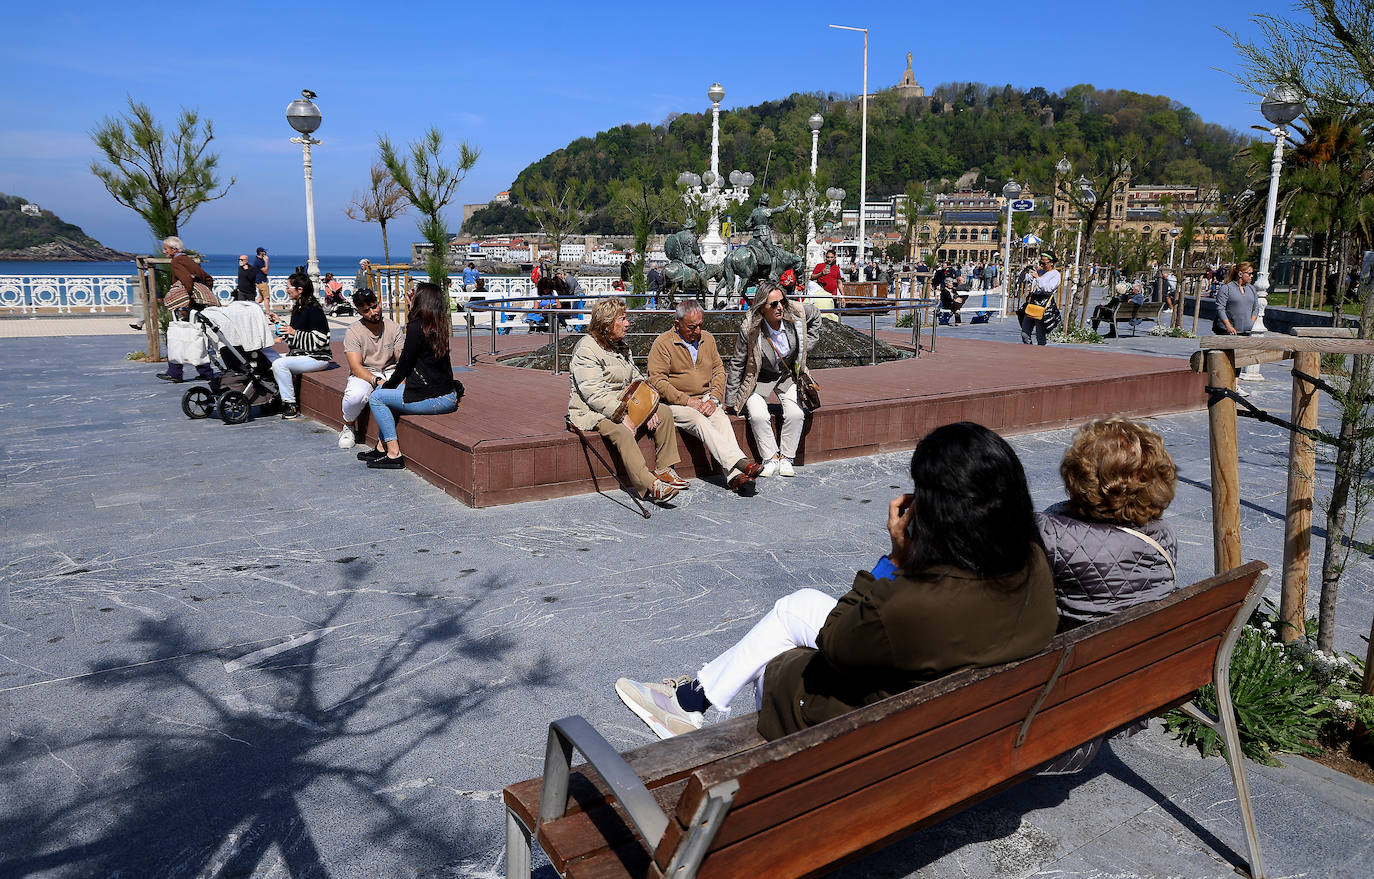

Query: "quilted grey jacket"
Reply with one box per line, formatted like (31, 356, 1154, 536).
(1035, 502, 1178, 627)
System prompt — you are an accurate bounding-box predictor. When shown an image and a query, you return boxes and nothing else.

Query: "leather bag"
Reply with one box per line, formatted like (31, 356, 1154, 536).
(797, 368, 821, 410)
(1023, 301, 1047, 321)
(612, 379, 660, 429)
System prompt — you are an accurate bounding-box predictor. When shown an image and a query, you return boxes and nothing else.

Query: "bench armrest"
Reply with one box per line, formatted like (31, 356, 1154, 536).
(538, 715, 669, 848)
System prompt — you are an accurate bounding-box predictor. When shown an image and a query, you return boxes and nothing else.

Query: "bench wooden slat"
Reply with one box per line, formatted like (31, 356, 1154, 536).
(507, 562, 1269, 879)
(691, 609, 1232, 857)
(695, 641, 1216, 879)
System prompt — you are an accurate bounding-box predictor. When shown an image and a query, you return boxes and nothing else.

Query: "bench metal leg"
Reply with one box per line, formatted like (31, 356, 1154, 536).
(505, 808, 532, 879)
(1179, 571, 1270, 879)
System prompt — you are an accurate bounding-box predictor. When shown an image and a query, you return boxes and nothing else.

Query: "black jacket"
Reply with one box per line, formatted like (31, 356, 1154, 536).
(382, 319, 462, 403)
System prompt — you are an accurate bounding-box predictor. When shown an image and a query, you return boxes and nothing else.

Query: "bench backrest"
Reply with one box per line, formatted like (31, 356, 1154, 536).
(660, 561, 1266, 879)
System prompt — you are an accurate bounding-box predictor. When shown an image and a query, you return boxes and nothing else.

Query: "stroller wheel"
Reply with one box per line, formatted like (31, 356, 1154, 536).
(181, 386, 215, 419)
(218, 390, 252, 424)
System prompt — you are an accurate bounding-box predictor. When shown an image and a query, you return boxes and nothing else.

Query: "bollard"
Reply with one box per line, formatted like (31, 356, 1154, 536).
(870, 310, 877, 366)
(552, 315, 561, 375)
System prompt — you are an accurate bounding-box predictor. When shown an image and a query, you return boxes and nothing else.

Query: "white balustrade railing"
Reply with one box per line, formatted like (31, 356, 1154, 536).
(0, 273, 625, 314)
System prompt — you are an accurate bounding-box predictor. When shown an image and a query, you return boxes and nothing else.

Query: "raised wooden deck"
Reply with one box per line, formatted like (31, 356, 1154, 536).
(299, 334, 1205, 507)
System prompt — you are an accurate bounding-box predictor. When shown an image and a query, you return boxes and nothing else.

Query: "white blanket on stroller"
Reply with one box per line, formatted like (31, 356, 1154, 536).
(201, 302, 275, 351)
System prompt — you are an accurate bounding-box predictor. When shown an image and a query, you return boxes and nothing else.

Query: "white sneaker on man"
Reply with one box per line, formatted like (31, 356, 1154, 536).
(778, 457, 796, 477)
(760, 457, 780, 478)
(338, 426, 356, 449)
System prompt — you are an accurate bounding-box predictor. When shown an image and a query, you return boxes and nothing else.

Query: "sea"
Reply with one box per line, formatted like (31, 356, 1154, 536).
(0, 254, 380, 279)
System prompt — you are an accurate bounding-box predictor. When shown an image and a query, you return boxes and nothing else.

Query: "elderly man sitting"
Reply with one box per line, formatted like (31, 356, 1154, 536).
(648, 299, 764, 494)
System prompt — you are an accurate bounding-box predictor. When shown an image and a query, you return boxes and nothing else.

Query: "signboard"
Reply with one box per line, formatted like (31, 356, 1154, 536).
(1010, 199, 1035, 212)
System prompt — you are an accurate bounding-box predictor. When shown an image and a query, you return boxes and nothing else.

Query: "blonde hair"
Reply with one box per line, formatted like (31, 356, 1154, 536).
(1059, 417, 1176, 526)
(587, 297, 627, 348)
(1227, 261, 1255, 284)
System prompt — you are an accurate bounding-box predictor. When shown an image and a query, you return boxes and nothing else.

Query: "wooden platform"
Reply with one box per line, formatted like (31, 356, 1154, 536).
(299, 334, 1206, 508)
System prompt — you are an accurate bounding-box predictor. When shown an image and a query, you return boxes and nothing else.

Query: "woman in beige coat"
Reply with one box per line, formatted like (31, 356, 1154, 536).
(568, 298, 684, 504)
(725, 283, 822, 476)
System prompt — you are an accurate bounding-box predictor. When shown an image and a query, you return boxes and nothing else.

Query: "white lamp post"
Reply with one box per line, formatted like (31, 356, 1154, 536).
(830, 24, 868, 267)
(1253, 84, 1304, 335)
(1168, 227, 1180, 268)
(286, 90, 322, 287)
(1072, 177, 1096, 309)
(806, 113, 824, 266)
(1001, 180, 1021, 298)
(678, 83, 753, 264)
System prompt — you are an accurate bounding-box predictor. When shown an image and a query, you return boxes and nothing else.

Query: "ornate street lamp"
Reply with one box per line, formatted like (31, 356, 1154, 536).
(678, 84, 752, 264)
(1168, 227, 1181, 268)
(1072, 176, 1096, 305)
(803, 113, 825, 265)
(286, 89, 322, 286)
(1001, 180, 1021, 295)
(1251, 85, 1304, 340)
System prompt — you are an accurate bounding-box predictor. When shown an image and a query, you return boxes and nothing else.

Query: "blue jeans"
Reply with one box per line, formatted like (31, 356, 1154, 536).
(368, 387, 458, 442)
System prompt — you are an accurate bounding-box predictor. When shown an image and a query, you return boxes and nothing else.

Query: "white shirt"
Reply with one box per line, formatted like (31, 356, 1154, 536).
(765, 322, 791, 359)
(1035, 269, 1061, 294)
(683, 337, 699, 364)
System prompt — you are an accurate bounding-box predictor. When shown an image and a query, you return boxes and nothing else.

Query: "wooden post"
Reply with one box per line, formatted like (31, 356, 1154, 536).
(1191, 273, 1203, 337)
(137, 260, 163, 362)
(1207, 350, 1243, 573)
(1279, 351, 1320, 643)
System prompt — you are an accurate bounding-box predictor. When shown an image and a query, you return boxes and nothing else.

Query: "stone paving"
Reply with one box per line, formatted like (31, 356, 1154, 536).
(0, 318, 1371, 879)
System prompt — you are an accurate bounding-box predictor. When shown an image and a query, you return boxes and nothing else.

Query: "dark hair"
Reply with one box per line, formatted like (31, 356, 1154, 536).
(288, 272, 319, 315)
(410, 281, 451, 358)
(902, 422, 1040, 580)
(352, 289, 379, 310)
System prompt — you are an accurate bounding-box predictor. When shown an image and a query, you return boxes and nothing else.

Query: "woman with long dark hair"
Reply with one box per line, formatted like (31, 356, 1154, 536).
(616, 421, 1058, 740)
(268, 272, 333, 418)
(358, 281, 462, 469)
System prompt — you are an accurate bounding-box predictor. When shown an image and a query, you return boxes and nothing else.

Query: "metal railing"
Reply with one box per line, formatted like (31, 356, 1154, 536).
(462, 293, 941, 374)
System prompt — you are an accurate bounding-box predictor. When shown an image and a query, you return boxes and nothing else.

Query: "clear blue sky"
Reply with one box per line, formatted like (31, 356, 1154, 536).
(0, 0, 1291, 257)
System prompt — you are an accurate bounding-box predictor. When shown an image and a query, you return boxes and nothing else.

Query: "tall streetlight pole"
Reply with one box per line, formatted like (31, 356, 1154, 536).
(1001, 180, 1021, 300)
(1253, 85, 1305, 336)
(699, 82, 728, 263)
(286, 90, 322, 287)
(806, 113, 824, 266)
(830, 24, 867, 268)
(1168, 227, 1180, 268)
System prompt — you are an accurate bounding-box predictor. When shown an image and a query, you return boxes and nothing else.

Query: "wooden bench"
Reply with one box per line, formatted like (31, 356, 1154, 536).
(1099, 300, 1167, 336)
(504, 561, 1271, 879)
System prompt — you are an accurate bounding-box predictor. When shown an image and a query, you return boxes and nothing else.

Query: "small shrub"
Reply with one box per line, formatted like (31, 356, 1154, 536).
(1148, 325, 1197, 338)
(895, 312, 914, 328)
(1048, 324, 1105, 344)
(126, 351, 149, 361)
(1165, 602, 1369, 765)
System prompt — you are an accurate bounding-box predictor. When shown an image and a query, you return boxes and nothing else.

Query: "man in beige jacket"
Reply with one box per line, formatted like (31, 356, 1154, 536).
(648, 300, 763, 494)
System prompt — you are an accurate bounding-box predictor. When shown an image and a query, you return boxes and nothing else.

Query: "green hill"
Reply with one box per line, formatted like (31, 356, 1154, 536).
(464, 82, 1251, 236)
(0, 193, 132, 260)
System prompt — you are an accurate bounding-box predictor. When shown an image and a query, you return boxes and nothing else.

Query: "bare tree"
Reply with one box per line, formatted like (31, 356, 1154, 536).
(345, 164, 407, 265)
(515, 176, 586, 264)
(90, 97, 234, 244)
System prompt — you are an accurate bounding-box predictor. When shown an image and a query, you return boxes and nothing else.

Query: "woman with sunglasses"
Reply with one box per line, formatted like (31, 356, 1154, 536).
(1212, 262, 1258, 336)
(725, 282, 822, 477)
(1019, 251, 1061, 346)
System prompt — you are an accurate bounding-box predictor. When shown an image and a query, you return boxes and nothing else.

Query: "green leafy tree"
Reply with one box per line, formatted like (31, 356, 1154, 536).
(610, 169, 678, 297)
(345, 163, 407, 265)
(378, 127, 479, 286)
(89, 97, 234, 245)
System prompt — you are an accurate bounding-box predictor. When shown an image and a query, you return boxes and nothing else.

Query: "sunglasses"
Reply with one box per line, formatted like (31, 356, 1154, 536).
(768, 298, 787, 307)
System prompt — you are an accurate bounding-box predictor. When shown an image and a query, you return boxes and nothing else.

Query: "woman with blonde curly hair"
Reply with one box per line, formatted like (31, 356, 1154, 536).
(567, 298, 684, 504)
(1037, 416, 1179, 628)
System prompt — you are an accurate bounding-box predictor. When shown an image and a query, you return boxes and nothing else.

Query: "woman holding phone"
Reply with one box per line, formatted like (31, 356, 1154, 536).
(615, 421, 1058, 740)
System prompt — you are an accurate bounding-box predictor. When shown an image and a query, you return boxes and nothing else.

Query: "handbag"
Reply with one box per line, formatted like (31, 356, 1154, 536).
(164, 281, 191, 310)
(611, 379, 661, 429)
(190, 280, 218, 308)
(1023, 301, 1046, 321)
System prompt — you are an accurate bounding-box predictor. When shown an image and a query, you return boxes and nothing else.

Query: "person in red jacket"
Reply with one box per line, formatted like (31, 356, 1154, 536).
(810, 249, 845, 307)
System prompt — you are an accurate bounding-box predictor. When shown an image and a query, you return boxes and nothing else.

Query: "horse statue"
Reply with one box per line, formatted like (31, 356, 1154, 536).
(718, 244, 806, 304)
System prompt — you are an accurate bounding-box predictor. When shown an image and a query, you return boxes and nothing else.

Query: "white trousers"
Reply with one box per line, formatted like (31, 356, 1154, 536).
(342, 376, 375, 423)
(266, 353, 331, 404)
(744, 384, 805, 460)
(669, 404, 748, 480)
(696, 588, 838, 712)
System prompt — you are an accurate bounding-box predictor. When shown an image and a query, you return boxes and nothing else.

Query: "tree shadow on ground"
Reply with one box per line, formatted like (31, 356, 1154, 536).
(0, 562, 553, 879)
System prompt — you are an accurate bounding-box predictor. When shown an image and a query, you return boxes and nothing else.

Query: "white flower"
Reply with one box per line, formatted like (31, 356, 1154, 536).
(1294, 664, 1304, 673)
(1334, 699, 1355, 715)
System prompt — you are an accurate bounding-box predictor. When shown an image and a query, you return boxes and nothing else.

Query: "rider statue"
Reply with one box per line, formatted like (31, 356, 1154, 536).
(664, 222, 708, 279)
(745, 192, 796, 280)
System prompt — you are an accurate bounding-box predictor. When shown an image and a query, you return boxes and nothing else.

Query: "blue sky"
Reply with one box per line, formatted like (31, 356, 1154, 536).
(0, 0, 1292, 257)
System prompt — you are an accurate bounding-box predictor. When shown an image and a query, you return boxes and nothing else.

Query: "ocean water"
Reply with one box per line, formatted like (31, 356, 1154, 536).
(0, 255, 381, 278)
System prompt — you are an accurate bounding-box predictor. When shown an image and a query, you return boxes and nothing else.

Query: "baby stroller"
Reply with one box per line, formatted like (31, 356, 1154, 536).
(180, 304, 282, 424)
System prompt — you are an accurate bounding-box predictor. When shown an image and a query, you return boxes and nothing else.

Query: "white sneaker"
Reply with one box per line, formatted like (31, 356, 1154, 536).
(760, 458, 779, 478)
(615, 676, 705, 740)
(778, 457, 796, 477)
(338, 426, 356, 449)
